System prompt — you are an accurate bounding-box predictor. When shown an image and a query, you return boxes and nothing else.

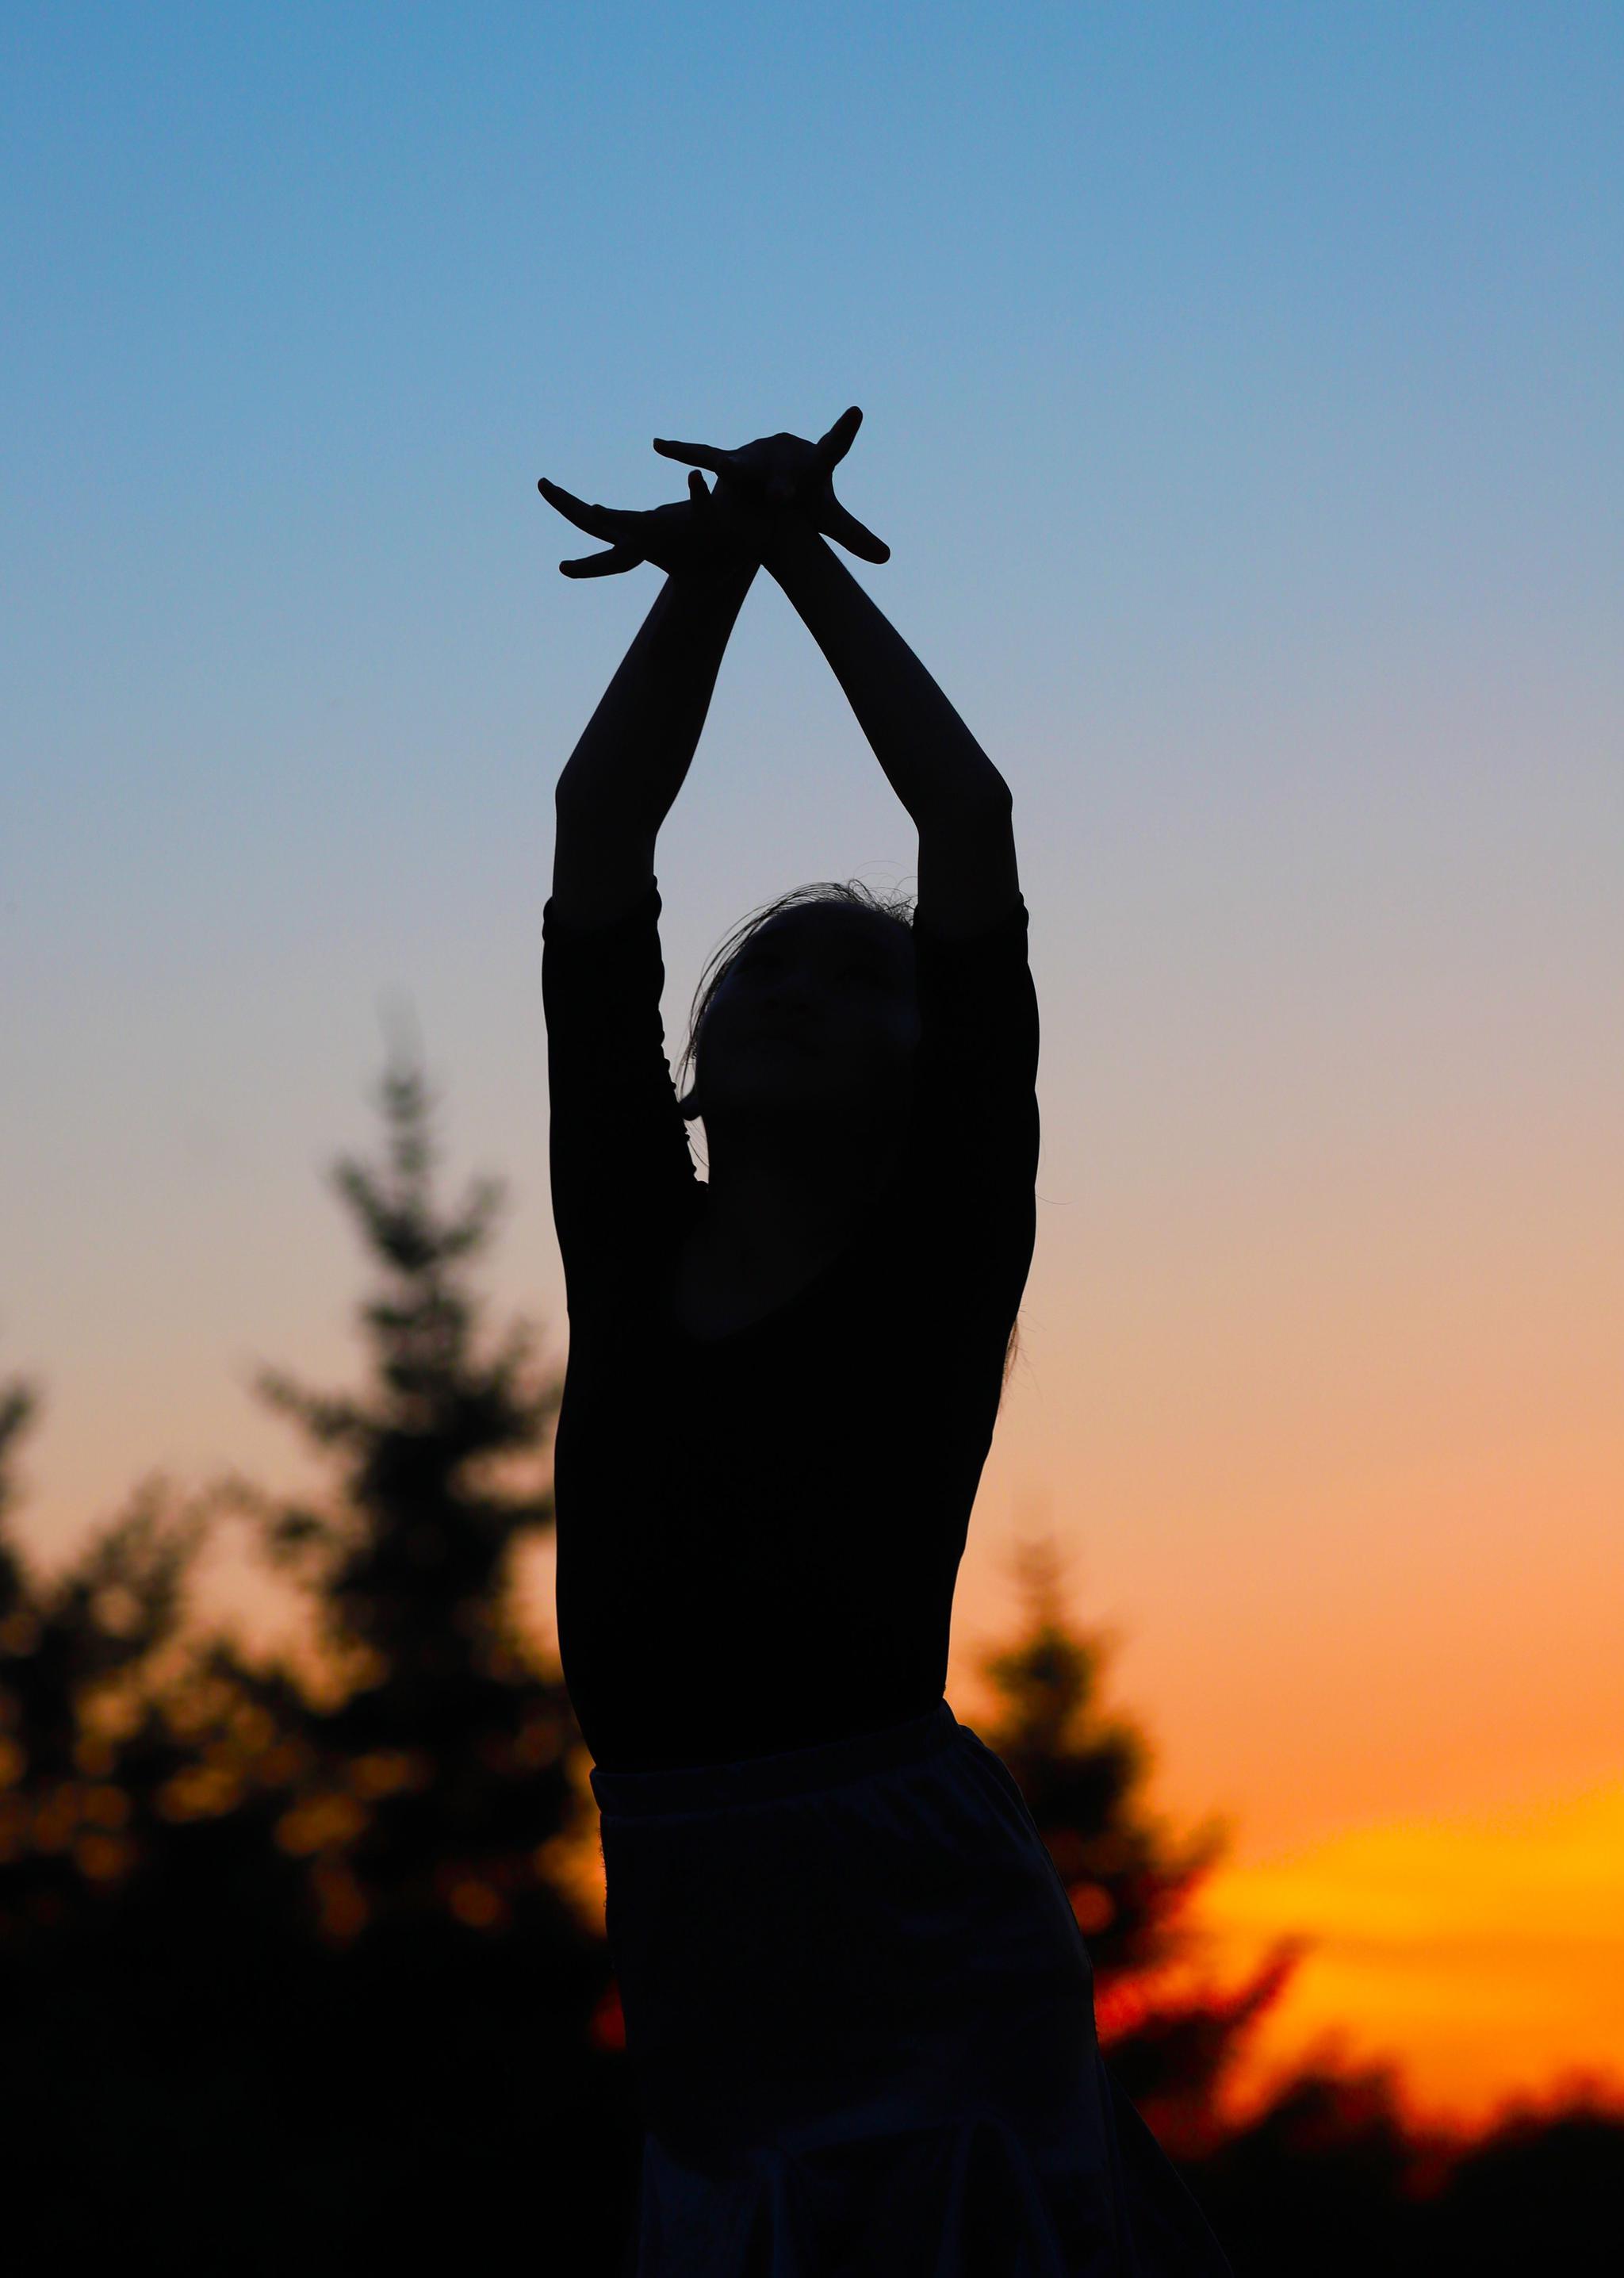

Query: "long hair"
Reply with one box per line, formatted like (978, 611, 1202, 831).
(674, 880, 1023, 1402)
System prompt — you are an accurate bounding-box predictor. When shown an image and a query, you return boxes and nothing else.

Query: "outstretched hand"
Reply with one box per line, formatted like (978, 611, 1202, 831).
(653, 407, 890, 564)
(537, 469, 754, 580)
(537, 408, 889, 581)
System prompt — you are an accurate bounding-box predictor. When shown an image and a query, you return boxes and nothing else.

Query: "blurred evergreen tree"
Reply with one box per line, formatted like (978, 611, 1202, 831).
(973, 1535, 1302, 2159)
(214, 1053, 637, 2263)
(1191, 2058, 1428, 2276)
(236, 1053, 577, 1945)
(0, 1375, 329, 2265)
(971, 1536, 1624, 2264)
(0, 1063, 643, 2274)
(1408, 2090, 1624, 2276)
(0, 1372, 212, 1938)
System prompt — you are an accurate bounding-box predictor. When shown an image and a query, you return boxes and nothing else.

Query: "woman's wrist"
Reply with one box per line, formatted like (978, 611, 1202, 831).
(759, 514, 829, 583)
(660, 553, 760, 608)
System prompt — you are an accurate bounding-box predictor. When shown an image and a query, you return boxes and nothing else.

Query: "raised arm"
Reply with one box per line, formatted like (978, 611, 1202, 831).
(652, 413, 1020, 938)
(539, 474, 758, 928)
(764, 519, 1013, 817)
(768, 520, 1019, 938)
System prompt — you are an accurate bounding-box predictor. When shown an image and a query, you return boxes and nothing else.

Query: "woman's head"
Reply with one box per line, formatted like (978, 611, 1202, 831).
(674, 879, 1024, 1404)
(676, 883, 918, 1138)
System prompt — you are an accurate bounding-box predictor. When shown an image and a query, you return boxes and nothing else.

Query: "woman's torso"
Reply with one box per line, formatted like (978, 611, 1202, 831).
(542, 880, 1040, 1774)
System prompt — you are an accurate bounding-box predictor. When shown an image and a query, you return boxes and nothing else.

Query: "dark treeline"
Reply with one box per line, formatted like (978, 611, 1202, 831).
(2, 1065, 1618, 2273)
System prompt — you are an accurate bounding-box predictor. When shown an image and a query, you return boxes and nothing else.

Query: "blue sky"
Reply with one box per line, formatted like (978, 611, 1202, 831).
(4, 4, 1620, 1843)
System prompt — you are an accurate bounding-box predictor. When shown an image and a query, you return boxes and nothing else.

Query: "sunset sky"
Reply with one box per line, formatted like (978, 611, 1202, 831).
(5, 5, 1621, 2123)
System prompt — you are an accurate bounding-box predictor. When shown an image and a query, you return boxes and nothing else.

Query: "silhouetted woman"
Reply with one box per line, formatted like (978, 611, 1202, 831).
(538, 413, 1232, 2276)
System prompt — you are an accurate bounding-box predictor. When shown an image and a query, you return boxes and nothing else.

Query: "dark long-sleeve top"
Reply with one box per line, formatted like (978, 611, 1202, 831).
(542, 876, 1039, 1774)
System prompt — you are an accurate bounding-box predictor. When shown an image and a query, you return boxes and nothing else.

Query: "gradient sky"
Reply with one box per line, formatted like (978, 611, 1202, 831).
(5, 5, 1622, 2119)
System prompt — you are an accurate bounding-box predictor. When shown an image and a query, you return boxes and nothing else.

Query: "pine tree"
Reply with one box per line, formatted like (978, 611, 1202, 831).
(0, 1371, 212, 1932)
(217, 1054, 636, 2268)
(239, 1054, 580, 1942)
(0, 1056, 642, 2270)
(974, 1533, 1302, 2159)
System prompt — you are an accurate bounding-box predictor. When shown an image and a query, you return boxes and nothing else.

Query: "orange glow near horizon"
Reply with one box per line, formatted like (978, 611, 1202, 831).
(1190, 1778, 1624, 2128)
(17, 1393, 1623, 2134)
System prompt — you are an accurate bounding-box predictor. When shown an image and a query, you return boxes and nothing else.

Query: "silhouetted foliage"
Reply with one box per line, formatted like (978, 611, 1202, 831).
(1, 1068, 1619, 2269)
(1411, 2090, 1624, 2276)
(971, 1538, 1624, 2263)
(0, 1070, 640, 2273)
(209, 1057, 636, 2264)
(975, 1535, 1302, 2157)
(0, 1372, 209, 1938)
(1192, 2060, 1427, 2275)
(233, 1056, 576, 1943)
